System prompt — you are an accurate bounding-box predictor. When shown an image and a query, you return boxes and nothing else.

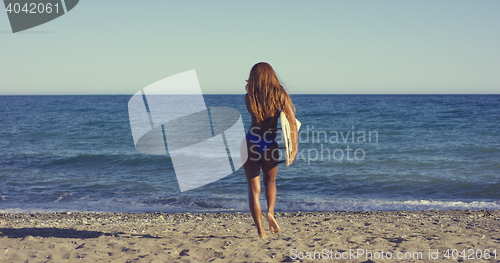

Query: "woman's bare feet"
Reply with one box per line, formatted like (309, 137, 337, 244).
(258, 231, 269, 239)
(266, 213, 281, 234)
(256, 223, 269, 239)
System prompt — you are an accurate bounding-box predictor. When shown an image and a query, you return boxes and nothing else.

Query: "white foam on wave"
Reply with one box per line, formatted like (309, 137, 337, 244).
(1, 196, 499, 213)
(272, 199, 500, 212)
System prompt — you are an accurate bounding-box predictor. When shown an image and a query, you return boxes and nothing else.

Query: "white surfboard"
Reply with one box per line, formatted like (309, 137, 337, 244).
(280, 112, 301, 166)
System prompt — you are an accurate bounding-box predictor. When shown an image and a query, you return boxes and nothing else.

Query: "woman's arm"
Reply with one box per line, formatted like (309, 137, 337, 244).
(283, 100, 298, 164)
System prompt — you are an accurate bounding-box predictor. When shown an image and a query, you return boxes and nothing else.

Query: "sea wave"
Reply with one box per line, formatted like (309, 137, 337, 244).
(1, 195, 499, 214)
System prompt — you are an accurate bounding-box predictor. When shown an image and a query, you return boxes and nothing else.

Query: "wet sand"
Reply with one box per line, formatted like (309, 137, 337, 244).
(1, 210, 499, 262)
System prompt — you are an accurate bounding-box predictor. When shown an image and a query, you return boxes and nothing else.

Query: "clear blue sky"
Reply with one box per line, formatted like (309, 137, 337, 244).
(1, 1, 499, 95)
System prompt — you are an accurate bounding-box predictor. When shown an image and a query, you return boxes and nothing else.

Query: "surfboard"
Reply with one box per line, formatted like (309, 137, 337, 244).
(280, 112, 301, 166)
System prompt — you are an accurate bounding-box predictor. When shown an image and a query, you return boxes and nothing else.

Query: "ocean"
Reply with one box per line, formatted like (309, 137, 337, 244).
(0, 95, 499, 213)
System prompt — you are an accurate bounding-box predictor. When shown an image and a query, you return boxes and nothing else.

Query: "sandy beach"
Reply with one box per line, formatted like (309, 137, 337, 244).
(0, 210, 499, 262)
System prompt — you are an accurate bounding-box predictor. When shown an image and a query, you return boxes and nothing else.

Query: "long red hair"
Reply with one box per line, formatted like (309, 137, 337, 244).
(245, 62, 295, 128)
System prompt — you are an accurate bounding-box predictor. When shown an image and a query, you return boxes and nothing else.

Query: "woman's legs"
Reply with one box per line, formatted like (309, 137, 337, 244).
(262, 146, 280, 233)
(245, 173, 268, 238)
(243, 139, 268, 238)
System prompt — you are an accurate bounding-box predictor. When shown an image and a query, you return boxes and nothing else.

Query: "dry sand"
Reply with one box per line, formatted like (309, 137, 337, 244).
(1, 210, 499, 262)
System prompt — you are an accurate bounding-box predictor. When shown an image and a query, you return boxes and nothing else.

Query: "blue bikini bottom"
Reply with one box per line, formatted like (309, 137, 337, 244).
(246, 131, 277, 154)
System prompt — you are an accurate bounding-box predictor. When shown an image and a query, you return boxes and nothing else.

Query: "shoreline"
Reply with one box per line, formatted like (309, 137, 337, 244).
(1, 210, 499, 262)
(1, 198, 499, 214)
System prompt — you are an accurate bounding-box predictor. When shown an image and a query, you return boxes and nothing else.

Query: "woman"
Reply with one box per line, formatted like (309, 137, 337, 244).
(243, 62, 298, 239)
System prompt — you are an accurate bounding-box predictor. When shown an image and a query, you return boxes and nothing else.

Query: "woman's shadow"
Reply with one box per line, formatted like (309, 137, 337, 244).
(1, 227, 162, 239)
(0, 227, 116, 239)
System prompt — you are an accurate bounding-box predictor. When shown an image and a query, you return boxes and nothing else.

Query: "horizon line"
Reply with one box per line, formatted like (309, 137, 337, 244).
(0, 93, 499, 96)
